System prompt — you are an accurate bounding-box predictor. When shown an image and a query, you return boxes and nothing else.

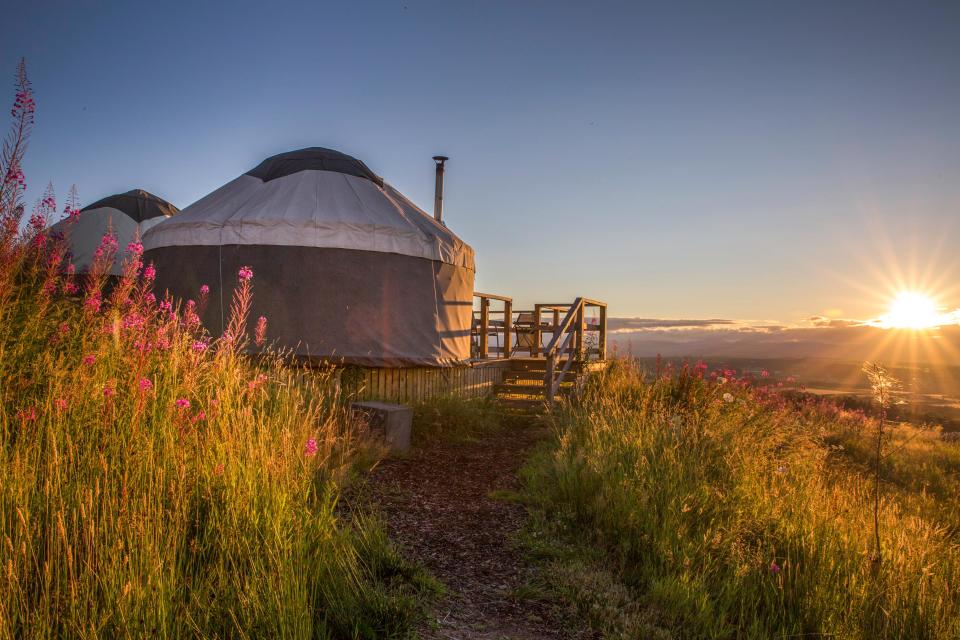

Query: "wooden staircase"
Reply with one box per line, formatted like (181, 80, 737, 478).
(493, 357, 592, 413)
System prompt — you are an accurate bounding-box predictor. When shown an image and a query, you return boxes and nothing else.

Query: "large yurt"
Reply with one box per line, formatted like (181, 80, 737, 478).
(50, 189, 179, 276)
(142, 147, 475, 367)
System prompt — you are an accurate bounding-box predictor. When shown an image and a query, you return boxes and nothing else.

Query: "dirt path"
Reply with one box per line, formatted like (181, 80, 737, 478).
(366, 426, 589, 640)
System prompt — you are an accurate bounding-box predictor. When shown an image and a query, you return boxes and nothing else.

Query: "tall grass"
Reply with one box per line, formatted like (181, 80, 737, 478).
(0, 62, 424, 638)
(523, 360, 960, 639)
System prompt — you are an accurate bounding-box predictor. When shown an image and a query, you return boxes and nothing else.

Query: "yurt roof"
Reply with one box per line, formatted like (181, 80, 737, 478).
(51, 189, 179, 276)
(81, 189, 179, 223)
(142, 147, 475, 271)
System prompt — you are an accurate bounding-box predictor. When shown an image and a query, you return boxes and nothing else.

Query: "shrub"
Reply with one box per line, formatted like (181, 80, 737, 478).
(523, 359, 960, 639)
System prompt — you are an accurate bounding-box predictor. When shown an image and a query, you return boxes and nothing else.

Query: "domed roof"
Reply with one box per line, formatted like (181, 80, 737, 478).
(50, 189, 178, 276)
(81, 188, 178, 223)
(143, 147, 474, 270)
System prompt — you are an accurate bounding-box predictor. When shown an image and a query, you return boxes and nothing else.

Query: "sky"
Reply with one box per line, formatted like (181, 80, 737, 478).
(4, 0, 959, 329)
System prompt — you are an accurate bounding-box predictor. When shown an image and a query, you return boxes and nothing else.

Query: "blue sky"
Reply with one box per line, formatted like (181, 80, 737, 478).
(4, 0, 959, 322)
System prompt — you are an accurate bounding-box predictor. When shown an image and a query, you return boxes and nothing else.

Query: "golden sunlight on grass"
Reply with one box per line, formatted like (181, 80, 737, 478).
(877, 291, 952, 329)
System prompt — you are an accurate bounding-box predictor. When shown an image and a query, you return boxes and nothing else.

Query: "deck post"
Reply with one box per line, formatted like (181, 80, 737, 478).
(545, 353, 556, 406)
(479, 297, 490, 359)
(503, 299, 513, 359)
(598, 303, 607, 360)
(575, 301, 585, 359)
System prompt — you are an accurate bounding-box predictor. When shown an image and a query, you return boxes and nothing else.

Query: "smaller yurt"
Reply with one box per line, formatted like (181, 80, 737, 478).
(50, 189, 179, 276)
(142, 147, 475, 367)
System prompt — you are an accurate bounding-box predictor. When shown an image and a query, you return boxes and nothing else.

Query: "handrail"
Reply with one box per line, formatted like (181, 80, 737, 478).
(543, 298, 583, 358)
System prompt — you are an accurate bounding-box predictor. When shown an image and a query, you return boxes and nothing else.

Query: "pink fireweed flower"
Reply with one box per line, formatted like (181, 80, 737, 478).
(145, 292, 156, 305)
(84, 294, 102, 313)
(192, 340, 208, 353)
(237, 265, 253, 281)
(769, 561, 781, 575)
(760, 369, 770, 378)
(64, 282, 79, 295)
(304, 438, 319, 457)
(199, 284, 210, 296)
(255, 316, 267, 346)
(126, 241, 143, 256)
(83, 354, 96, 366)
(138, 377, 153, 393)
(175, 398, 190, 409)
(103, 386, 115, 398)
(158, 300, 172, 314)
(17, 407, 37, 422)
(54, 398, 68, 411)
(143, 263, 156, 281)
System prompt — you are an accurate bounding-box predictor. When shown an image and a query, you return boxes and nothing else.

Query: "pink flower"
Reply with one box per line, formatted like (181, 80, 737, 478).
(175, 398, 190, 409)
(139, 377, 153, 392)
(145, 292, 156, 305)
(199, 284, 210, 296)
(760, 369, 770, 378)
(255, 316, 267, 346)
(304, 438, 318, 457)
(64, 282, 79, 295)
(237, 266, 253, 282)
(54, 398, 68, 411)
(83, 354, 96, 366)
(143, 263, 156, 281)
(192, 340, 208, 353)
(769, 561, 781, 575)
(17, 407, 37, 422)
(126, 241, 143, 256)
(103, 386, 115, 398)
(84, 295, 102, 313)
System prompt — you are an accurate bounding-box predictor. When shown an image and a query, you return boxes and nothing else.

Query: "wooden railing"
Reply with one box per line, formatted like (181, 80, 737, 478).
(472, 292, 512, 359)
(541, 298, 607, 405)
(472, 292, 607, 375)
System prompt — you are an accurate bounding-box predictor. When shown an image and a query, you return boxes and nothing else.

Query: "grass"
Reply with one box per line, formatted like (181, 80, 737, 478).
(0, 207, 432, 639)
(411, 396, 506, 445)
(521, 359, 960, 639)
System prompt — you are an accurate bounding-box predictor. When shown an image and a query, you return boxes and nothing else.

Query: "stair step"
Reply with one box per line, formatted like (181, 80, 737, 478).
(495, 398, 547, 412)
(503, 372, 581, 384)
(495, 383, 545, 396)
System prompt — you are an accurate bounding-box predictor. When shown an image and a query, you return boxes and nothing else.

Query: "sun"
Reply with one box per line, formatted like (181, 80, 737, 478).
(878, 291, 945, 329)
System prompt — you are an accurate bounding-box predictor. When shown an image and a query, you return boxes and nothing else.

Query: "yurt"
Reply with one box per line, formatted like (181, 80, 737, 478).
(50, 189, 179, 276)
(142, 147, 475, 367)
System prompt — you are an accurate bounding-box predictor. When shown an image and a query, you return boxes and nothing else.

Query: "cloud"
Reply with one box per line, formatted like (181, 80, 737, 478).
(608, 317, 736, 331)
(808, 316, 866, 328)
(607, 317, 960, 365)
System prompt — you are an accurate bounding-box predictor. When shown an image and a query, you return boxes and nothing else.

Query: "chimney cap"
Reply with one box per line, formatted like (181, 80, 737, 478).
(432, 155, 449, 163)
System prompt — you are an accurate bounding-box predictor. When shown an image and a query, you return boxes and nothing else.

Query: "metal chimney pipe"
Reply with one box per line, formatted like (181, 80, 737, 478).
(432, 155, 448, 223)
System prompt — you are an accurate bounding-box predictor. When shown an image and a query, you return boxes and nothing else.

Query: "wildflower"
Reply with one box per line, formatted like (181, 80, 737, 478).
(126, 241, 143, 256)
(214, 462, 225, 476)
(304, 438, 318, 457)
(58, 322, 70, 335)
(63, 282, 79, 295)
(84, 294, 102, 313)
(175, 398, 191, 410)
(248, 373, 268, 391)
(717, 377, 727, 385)
(255, 315, 267, 346)
(103, 386, 115, 398)
(237, 265, 253, 281)
(761, 369, 770, 378)
(17, 407, 37, 422)
(192, 340, 208, 353)
(54, 398, 68, 411)
(143, 263, 156, 281)
(138, 377, 153, 393)
(158, 300, 172, 314)
(769, 560, 781, 575)
(199, 284, 210, 296)
(83, 354, 96, 366)
(723, 392, 734, 403)
(145, 292, 156, 305)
